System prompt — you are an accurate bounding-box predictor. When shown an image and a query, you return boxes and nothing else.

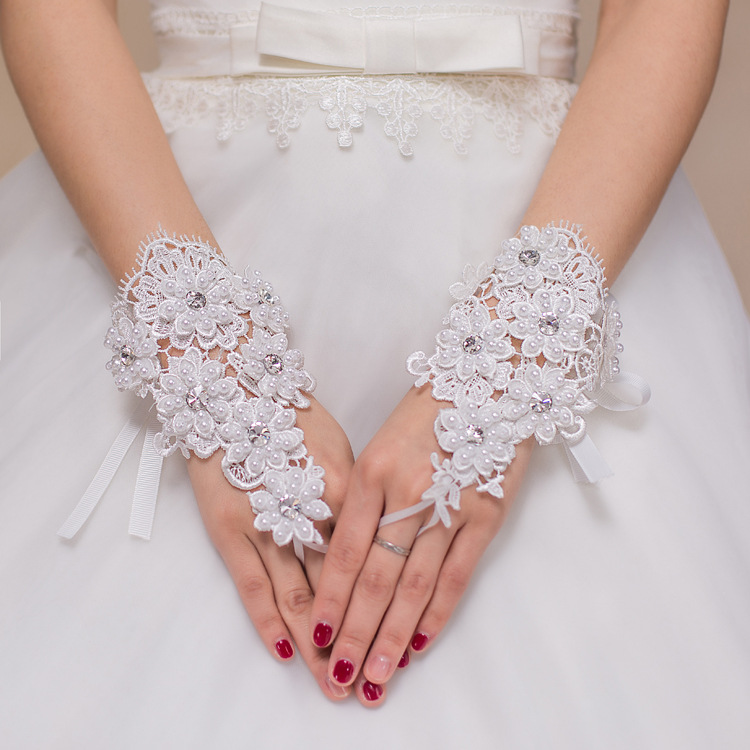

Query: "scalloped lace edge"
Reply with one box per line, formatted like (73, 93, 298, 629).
(144, 73, 577, 156)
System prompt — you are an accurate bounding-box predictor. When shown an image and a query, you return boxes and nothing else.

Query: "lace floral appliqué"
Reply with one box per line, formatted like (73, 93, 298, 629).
(105, 233, 330, 549)
(407, 224, 625, 527)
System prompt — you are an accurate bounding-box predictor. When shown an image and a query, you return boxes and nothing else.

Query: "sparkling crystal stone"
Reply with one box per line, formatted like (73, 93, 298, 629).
(259, 288, 274, 305)
(462, 334, 484, 354)
(248, 421, 272, 446)
(465, 424, 484, 444)
(279, 494, 303, 520)
(538, 313, 560, 336)
(518, 247, 541, 267)
(119, 345, 136, 367)
(530, 392, 553, 413)
(264, 353, 284, 374)
(186, 290, 207, 310)
(185, 388, 207, 410)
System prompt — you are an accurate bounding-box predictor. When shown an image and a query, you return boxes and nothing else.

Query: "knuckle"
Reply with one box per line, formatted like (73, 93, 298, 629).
(356, 447, 390, 486)
(376, 628, 408, 653)
(329, 537, 366, 576)
(236, 573, 271, 603)
(356, 567, 393, 601)
(281, 586, 314, 618)
(338, 630, 376, 653)
(440, 563, 472, 598)
(398, 571, 432, 601)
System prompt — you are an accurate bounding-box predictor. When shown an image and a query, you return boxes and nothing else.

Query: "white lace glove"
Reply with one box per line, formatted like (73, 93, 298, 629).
(103, 232, 331, 551)
(402, 223, 641, 531)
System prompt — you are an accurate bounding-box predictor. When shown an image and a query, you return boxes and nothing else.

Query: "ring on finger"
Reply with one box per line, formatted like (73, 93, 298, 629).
(372, 535, 411, 557)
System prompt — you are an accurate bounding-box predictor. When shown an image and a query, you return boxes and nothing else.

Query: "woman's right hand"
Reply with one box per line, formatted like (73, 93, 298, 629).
(187, 395, 355, 702)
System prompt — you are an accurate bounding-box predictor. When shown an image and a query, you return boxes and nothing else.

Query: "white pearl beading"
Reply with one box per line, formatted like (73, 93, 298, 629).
(105, 232, 330, 549)
(406, 223, 624, 529)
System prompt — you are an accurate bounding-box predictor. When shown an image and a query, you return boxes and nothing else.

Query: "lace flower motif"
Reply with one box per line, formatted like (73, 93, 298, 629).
(504, 364, 582, 444)
(509, 288, 587, 363)
(251, 465, 330, 546)
(436, 400, 516, 478)
(219, 397, 305, 489)
(230, 328, 314, 408)
(154, 348, 239, 457)
(231, 271, 289, 334)
(104, 301, 159, 397)
(494, 224, 572, 289)
(129, 238, 248, 351)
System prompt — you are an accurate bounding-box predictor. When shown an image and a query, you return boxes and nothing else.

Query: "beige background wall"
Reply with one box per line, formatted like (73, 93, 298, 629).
(1, 1, 748, 307)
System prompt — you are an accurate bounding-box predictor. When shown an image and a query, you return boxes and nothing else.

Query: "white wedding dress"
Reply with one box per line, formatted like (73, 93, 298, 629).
(1, 1, 749, 748)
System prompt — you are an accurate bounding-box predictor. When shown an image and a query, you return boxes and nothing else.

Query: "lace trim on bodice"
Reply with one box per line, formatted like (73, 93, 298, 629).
(144, 73, 577, 156)
(151, 5, 578, 37)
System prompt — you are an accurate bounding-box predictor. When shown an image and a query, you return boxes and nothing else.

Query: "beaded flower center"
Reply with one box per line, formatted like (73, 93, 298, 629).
(538, 313, 560, 336)
(518, 247, 541, 267)
(264, 353, 284, 374)
(530, 392, 553, 413)
(462, 334, 484, 354)
(279, 494, 303, 520)
(248, 421, 272, 446)
(185, 290, 207, 310)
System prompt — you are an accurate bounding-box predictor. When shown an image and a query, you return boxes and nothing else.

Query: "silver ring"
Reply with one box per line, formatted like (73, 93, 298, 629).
(373, 535, 411, 557)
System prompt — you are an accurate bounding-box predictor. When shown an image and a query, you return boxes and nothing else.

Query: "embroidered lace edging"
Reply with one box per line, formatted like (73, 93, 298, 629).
(144, 73, 577, 156)
(151, 5, 578, 37)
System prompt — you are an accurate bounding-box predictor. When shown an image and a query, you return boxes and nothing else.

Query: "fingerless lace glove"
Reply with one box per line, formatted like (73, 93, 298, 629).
(100, 232, 330, 551)
(400, 223, 644, 530)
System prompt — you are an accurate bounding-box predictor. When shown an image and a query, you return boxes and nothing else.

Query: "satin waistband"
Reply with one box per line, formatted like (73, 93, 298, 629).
(152, 3, 577, 80)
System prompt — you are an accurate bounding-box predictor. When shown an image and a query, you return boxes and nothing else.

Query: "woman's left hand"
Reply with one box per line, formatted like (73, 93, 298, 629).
(309, 384, 534, 706)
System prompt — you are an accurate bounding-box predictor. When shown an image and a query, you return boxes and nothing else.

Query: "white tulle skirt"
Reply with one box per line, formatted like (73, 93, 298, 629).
(1, 90, 750, 749)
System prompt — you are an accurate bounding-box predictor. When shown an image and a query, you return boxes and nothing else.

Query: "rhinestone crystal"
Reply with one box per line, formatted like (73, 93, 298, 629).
(538, 313, 560, 336)
(185, 388, 208, 410)
(248, 421, 272, 446)
(530, 392, 553, 413)
(185, 290, 207, 310)
(518, 247, 541, 267)
(264, 353, 284, 374)
(462, 334, 484, 354)
(279, 494, 303, 520)
(119, 345, 136, 367)
(465, 424, 484, 444)
(259, 288, 274, 305)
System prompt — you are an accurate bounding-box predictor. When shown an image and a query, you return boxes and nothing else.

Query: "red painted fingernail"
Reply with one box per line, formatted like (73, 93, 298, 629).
(332, 658, 354, 684)
(362, 680, 383, 702)
(275, 639, 294, 660)
(411, 632, 429, 651)
(397, 650, 410, 669)
(313, 622, 333, 648)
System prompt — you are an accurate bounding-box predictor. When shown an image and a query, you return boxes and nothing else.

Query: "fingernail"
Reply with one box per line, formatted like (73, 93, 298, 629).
(362, 681, 383, 702)
(325, 677, 348, 698)
(397, 650, 410, 669)
(411, 632, 429, 651)
(332, 658, 354, 684)
(313, 622, 333, 648)
(275, 639, 294, 660)
(368, 655, 391, 682)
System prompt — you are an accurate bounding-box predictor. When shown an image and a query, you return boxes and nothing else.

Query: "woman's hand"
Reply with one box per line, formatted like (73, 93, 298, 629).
(309, 385, 533, 706)
(187, 395, 355, 701)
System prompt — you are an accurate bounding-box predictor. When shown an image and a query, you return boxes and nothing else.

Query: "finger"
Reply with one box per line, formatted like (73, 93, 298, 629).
(409, 516, 499, 654)
(217, 530, 300, 664)
(309, 470, 385, 649)
(255, 533, 351, 702)
(326, 515, 422, 687)
(361, 521, 458, 684)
